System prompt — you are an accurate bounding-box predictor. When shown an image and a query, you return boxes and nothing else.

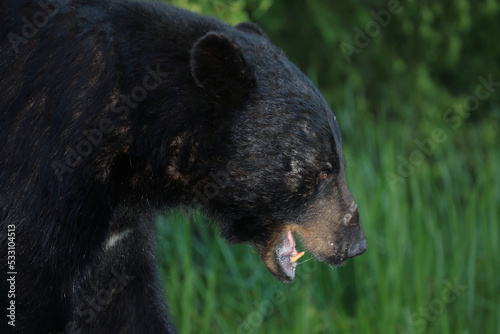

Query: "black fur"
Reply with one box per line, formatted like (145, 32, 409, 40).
(0, 0, 366, 333)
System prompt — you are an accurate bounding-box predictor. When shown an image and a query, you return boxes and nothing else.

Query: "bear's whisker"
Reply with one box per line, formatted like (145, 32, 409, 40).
(296, 257, 314, 265)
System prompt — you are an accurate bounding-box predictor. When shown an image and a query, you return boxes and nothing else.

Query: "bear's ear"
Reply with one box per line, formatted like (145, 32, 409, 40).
(191, 32, 255, 103)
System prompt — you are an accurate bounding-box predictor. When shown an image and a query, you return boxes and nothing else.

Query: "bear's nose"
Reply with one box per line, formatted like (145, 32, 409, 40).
(347, 239, 367, 258)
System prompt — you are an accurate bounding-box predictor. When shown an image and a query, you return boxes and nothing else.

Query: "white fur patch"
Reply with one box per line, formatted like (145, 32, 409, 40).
(105, 229, 132, 250)
(301, 122, 310, 135)
(301, 122, 316, 138)
(288, 160, 303, 191)
(290, 160, 301, 175)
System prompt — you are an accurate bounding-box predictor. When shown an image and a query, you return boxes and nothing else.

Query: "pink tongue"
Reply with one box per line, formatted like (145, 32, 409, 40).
(285, 231, 299, 257)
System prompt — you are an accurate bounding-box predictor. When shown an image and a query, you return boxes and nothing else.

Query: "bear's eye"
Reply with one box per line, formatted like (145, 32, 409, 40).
(320, 172, 328, 180)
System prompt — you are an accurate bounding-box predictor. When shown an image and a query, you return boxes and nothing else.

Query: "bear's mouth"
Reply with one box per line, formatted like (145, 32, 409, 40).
(265, 227, 366, 283)
(273, 230, 305, 282)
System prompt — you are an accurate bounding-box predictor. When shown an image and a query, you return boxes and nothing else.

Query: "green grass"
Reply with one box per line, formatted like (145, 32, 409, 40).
(156, 93, 499, 333)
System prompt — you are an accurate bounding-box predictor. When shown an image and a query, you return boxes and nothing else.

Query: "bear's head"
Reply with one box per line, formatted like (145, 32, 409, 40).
(189, 23, 366, 283)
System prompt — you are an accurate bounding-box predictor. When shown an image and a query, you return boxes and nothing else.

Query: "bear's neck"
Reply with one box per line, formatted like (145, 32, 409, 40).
(92, 3, 231, 209)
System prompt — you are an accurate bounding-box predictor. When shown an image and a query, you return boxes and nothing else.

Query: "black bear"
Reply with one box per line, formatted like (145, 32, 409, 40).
(0, 0, 367, 332)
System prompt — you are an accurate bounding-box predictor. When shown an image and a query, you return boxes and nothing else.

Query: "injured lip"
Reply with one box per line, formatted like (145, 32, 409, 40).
(275, 230, 304, 282)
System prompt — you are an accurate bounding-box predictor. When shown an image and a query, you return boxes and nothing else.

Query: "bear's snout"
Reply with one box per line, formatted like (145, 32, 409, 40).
(341, 205, 366, 258)
(291, 198, 367, 268)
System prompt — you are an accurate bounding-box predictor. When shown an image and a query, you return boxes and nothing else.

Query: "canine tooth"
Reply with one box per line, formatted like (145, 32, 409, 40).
(290, 251, 305, 263)
(343, 213, 352, 224)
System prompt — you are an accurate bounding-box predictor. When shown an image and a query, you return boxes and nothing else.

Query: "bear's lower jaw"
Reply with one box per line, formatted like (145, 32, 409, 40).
(264, 230, 302, 283)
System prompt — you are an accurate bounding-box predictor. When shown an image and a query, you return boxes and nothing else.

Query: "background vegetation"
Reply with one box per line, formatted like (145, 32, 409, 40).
(156, 0, 499, 333)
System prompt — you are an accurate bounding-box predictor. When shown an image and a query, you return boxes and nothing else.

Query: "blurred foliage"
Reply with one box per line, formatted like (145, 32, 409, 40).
(169, 0, 251, 23)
